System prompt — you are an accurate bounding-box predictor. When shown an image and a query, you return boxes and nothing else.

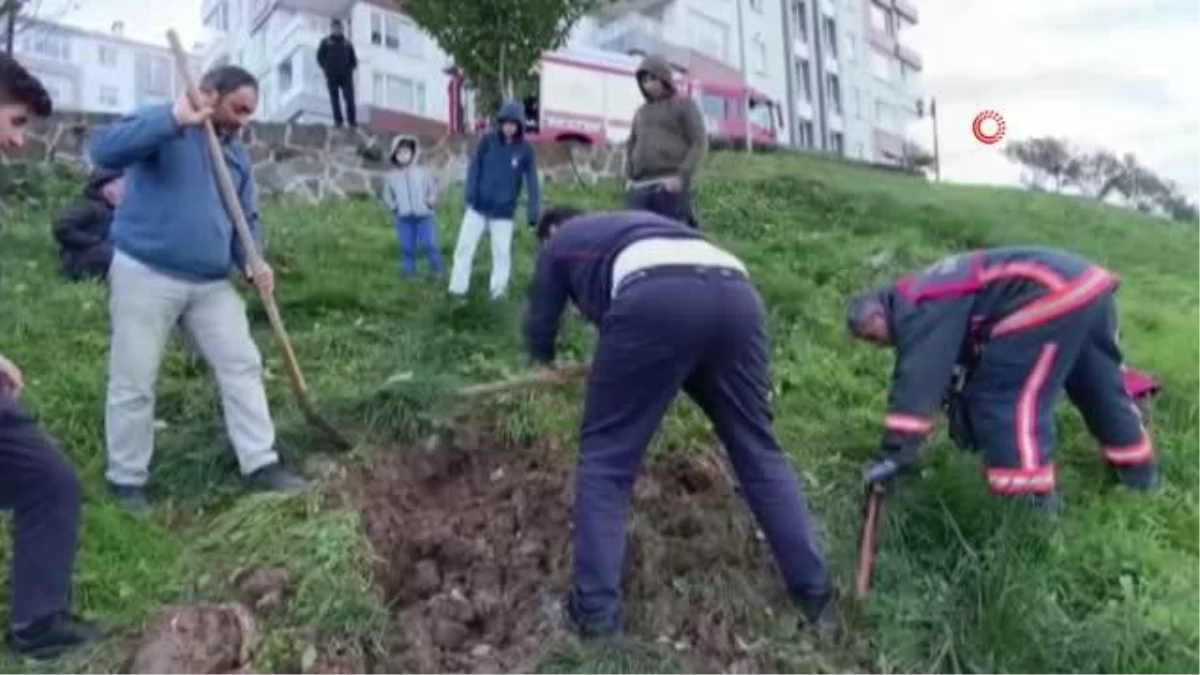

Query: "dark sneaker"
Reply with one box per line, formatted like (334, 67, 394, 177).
(108, 482, 151, 514)
(6, 613, 106, 660)
(249, 463, 307, 493)
(796, 586, 838, 638)
(1115, 464, 1160, 492)
(566, 592, 626, 644)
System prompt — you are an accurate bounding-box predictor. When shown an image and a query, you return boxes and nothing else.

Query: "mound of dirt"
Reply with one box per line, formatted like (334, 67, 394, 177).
(355, 422, 790, 673)
(128, 602, 257, 674)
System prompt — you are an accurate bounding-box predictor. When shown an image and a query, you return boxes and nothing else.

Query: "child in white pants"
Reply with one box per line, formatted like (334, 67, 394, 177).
(447, 99, 540, 299)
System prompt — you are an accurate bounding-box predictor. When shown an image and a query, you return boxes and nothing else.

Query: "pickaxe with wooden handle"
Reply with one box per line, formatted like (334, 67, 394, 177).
(165, 30, 352, 450)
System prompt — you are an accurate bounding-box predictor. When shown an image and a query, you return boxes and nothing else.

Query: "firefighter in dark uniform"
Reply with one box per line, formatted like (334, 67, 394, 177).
(524, 207, 833, 638)
(846, 246, 1159, 507)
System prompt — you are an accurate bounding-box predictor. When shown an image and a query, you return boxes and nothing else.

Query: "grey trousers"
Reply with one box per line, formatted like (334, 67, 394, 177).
(105, 251, 278, 487)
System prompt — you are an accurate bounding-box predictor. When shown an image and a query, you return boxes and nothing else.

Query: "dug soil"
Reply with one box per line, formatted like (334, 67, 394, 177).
(354, 420, 798, 673)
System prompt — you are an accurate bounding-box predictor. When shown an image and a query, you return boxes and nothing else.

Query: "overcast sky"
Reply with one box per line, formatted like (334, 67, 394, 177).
(48, 0, 1200, 199)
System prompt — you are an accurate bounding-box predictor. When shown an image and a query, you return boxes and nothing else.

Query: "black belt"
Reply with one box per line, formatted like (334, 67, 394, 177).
(615, 264, 747, 296)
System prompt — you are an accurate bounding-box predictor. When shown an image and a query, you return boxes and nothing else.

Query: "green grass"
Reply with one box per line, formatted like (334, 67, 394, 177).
(0, 149, 1196, 673)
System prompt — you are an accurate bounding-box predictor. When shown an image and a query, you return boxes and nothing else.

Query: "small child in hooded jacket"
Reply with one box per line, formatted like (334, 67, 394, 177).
(383, 135, 443, 278)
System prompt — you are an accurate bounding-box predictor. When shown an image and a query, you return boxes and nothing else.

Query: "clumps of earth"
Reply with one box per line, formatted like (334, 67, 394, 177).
(126, 420, 819, 673)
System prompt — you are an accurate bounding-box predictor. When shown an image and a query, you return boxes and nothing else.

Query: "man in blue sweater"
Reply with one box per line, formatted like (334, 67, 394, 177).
(0, 52, 107, 659)
(524, 207, 834, 639)
(447, 100, 541, 299)
(89, 65, 305, 512)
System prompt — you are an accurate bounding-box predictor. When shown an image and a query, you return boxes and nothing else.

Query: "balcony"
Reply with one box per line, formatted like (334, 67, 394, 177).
(792, 37, 810, 59)
(276, 0, 355, 17)
(593, 12, 666, 52)
(896, 43, 922, 71)
(894, 0, 919, 24)
(593, 0, 673, 21)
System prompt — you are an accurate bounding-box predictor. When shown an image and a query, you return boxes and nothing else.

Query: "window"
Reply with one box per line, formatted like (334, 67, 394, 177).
(792, 0, 808, 43)
(853, 86, 862, 118)
(39, 73, 72, 107)
(749, 101, 772, 130)
(277, 56, 294, 93)
(823, 17, 838, 59)
(752, 36, 767, 74)
(98, 44, 117, 67)
(371, 11, 422, 56)
(372, 73, 427, 115)
(251, 27, 268, 65)
(826, 73, 841, 114)
(99, 84, 119, 108)
(875, 99, 897, 129)
(135, 53, 171, 95)
(796, 119, 814, 148)
(22, 28, 70, 60)
(830, 131, 845, 156)
(845, 32, 857, 61)
(688, 10, 729, 62)
(699, 92, 726, 119)
(869, 2, 892, 35)
(204, 1, 229, 32)
(794, 58, 812, 102)
(869, 48, 891, 81)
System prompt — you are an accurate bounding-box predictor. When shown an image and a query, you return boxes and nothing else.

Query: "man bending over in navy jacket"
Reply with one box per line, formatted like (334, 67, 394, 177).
(523, 207, 833, 639)
(847, 247, 1159, 511)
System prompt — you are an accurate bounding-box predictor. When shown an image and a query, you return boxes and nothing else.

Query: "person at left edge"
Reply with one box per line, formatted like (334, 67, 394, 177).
(88, 65, 307, 514)
(0, 51, 107, 659)
(523, 206, 834, 639)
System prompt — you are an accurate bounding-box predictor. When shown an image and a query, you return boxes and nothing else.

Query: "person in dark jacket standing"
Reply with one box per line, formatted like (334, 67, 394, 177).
(316, 19, 358, 129)
(524, 207, 833, 639)
(51, 167, 123, 282)
(447, 99, 541, 299)
(846, 246, 1159, 511)
(0, 52, 106, 659)
(624, 54, 707, 228)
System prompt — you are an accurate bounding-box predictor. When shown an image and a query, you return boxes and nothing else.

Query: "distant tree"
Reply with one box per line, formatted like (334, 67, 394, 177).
(3, 0, 81, 54)
(400, 0, 612, 118)
(1072, 149, 1126, 200)
(1002, 137, 1079, 192)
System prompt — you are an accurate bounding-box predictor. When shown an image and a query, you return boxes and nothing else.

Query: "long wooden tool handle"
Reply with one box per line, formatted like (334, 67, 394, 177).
(165, 30, 308, 395)
(855, 486, 885, 598)
(457, 362, 591, 398)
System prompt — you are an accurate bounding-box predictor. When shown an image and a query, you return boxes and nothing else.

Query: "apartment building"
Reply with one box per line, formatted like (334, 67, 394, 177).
(583, 0, 922, 162)
(581, 0, 792, 141)
(783, 0, 921, 163)
(200, 0, 451, 133)
(11, 18, 199, 114)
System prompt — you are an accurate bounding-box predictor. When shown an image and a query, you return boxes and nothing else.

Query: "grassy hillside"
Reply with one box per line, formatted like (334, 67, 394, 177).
(0, 150, 1196, 673)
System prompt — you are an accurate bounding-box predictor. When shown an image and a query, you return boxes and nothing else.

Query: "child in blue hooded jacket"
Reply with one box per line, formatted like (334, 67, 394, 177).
(447, 99, 541, 299)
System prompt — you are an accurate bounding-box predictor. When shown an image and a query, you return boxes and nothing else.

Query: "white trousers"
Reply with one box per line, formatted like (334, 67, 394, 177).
(447, 207, 513, 298)
(104, 252, 278, 486)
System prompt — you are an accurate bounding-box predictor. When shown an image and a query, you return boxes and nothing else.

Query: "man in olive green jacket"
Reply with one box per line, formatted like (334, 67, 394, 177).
(624, 54, 708, 228)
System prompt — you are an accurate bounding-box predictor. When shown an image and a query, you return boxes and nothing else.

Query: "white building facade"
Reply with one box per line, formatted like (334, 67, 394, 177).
(578, 0, 793, 142)
(581, 0, 923, 163)
(200, 0, 452, 132)
(11, 18, 198, 115)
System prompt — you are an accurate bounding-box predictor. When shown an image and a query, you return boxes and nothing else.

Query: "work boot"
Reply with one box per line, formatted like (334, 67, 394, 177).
(1114, 463, 1160, 492)
(6, 612, 107, 660)
(108, 482, 151, 514)
(249, 463, 307, 493)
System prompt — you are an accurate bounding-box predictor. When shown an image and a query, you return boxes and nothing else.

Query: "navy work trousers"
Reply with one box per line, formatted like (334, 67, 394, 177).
(0, 396, 82, 627)
(625, 182, 699, 229)
(965, 291, 1155, 495)
(568, 266, 830, 634)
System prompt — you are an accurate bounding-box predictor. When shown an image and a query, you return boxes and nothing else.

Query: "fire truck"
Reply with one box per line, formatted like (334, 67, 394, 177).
(446, 45, 782, 147)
